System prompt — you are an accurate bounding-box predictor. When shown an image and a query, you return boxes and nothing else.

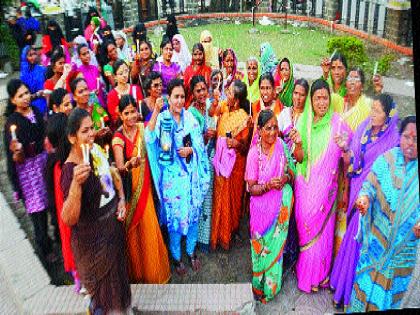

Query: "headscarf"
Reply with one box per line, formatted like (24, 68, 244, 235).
(84, 7, 100, 29)
(222, 48, 238, 90)
(71, 36, 98, 67)
(275, 58, 294, 107)
(200, 30, 219, 69)
(260, 42, 278, 75)
(133, 22, 147, 44)
(113, 30, 131, 62)
(171, 34, 191, 72)
(45, 20, 64, 52)
(166, 14, 179, 41)
(296, 81, 334, 181)
(242, 57, 261, 104)
(98, 25, 115, 44)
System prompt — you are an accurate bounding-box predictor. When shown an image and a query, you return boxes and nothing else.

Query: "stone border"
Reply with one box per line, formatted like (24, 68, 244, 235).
(143, 12, 413, 57)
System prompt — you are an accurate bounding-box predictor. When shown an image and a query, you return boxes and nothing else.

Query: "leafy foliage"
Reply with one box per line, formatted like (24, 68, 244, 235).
(327, 36, 368, 68)
(0, 24, 20, 70)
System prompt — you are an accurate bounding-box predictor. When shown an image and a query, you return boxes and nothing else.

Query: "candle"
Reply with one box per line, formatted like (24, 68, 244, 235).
(105, 144, 109, 159)
(10, 125, 17, 140)
(137, 143, 141, 157)
(100, 117, 105, 129)
(136, 39, 140, 54)
(373, 61, 378, 76)
(330, 48, 338, 62)
(132, 86, 137, 103)
(81, 144, 90, 164)
(162, 144, 170, 152)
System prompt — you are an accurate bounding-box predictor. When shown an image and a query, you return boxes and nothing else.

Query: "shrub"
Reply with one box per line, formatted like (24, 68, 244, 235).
(0, 24, 20, 70)
(327, 36, 368, 68)
(377, 53, 396, 75)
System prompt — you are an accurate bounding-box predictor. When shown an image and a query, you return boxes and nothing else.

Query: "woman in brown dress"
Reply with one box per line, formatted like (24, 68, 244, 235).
(60, 108, 131, 314)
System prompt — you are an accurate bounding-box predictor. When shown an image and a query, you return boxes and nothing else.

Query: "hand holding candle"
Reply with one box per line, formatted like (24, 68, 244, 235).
(105, 144, 109, 159)
(100, 117, 105, 129)
(10, 125, 17, 140)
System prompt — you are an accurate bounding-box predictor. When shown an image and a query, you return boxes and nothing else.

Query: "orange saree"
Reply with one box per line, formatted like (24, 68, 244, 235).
(112, 123, 170, 284)
(211, 103, 251, 250)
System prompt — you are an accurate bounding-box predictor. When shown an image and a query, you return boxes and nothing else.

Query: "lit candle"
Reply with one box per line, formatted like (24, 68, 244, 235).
(10, 125, 17, 140)
(105, 145, 109, 159)
(136, 39, 140, 54)
(373, 61, 378, 76)
(330, 48, 338, 62)
(100, 117, 105, 129)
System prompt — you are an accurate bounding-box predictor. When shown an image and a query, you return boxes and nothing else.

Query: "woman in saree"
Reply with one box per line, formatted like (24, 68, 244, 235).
(188, 75, 217, 252)
(44, 50, 71, 104)
(112, 95, 170, 284)
(260, 42, 277, 75)
(331, 67, 373, 255)
(183, 43, 212, 101)
(242, 57, 261, 105)
(139, 71, 168, 123)
(251, 73, 283, 127)
(210, 80, 252, 250)
(321, 52, 347, 97)
(348, 116, 419, 312)
(145, 79, 210, 275)
(246, 109, 296, 303)
(294, 79, 351, 293)
(200, 30, 221, 69)
(274, 58, 294, 107)
(60, 108, 131, 314)
(131, 40, 156, 89)
(20, 45, 47, 116)
(221, 49, 244, 91)
(330, 93, 400, 309)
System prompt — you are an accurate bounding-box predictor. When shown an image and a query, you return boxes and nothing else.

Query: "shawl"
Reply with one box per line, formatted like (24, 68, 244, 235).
(274, 59, 295, 107)
(70, 35, 98, 67)
(20, 46, 47, 115)
(331, 93, 372, 131)
(260, 42, 278, 75)
(171, 34, 191, 72)
(222, 48, 239, 90)
(113, 30, 132, 63)
(327, 73, 347, 97)
(242, 58, 261, 105)
(200, 30, 220, 69)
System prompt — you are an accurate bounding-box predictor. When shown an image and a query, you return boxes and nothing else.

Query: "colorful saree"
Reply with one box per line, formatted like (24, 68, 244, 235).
(246, 138, 295, 302)
(331, 93, 372, 255)
(294, 97, 352, 293)
(274, 60, 294, 107)
(211, 102, 251, 250)
(330, 109, 400, 308)
(349, 147, 419, 312)
(326, 74, 347, 97)
(112, 123, 170, 284)
(242, 60, 261, 105)
(189, 99, 217, 252)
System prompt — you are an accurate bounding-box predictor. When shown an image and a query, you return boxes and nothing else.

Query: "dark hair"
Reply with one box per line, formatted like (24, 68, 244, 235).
(144, 71, 162, 96)
(279, 57, 291, 69)
(259, 72, 275, 88)
(399, 116, 417, 134)
(192, 43, 204, 54)
(310, 79, 330, 100)
(294, 78, 310, 95)
(118, 94, 137, 114)
(70, 77, 86, 94)
(77, 43, 89, 56)
(46, 49, 65, 79)
(49, 88, 68, 111)
(232, 80, 249, 113)
(84, 7, 100, 28)
(47, 112, 68, 148)
(373, 93, 394, 117)
(166, 14, 179, 40)
(348, 66, 365, 85)
(167, 78, 184, 97)
(5, 79, 28, 117)
(257, 109, 275, 129)
(137, 40, 153, 56)
(331, 52, 348, 70)
(133, 22, 147, 43)
(113, 59, 129, 75)
(160, 36, 172, 51)
(98, 25, 115, 44)
(58, 108, 90, 164)
(190, 75, 207, 95)
(45, 19, 64, 39)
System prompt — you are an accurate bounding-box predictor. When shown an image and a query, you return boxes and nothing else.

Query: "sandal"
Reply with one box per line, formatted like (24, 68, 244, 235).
(174, 261, 187, 276)
(189, 254, 201, 272)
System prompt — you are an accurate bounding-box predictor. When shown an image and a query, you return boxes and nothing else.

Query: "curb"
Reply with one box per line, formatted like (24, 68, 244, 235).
(144, 12, 413, 57)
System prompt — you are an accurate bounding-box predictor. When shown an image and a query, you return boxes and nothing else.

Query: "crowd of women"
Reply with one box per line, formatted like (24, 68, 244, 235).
(3, 8, 419, 314)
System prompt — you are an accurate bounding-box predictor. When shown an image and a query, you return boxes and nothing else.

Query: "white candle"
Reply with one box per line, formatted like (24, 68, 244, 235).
(10, 125, 17, 140)
(100, 117, 105, 129)
(136, 39, 140, 54)
(137, 144, 141, 158)
(96, 77, 100, 91)
(330, 48, 338, 61)
(373, 61, 378, 76)
(132, 86, 137, 103)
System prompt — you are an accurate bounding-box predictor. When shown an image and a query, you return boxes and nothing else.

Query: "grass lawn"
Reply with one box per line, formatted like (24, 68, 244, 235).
(147, 23, 334, 66)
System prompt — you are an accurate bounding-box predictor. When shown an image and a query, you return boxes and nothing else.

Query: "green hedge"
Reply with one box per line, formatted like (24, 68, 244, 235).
(0, 24, 20, 70)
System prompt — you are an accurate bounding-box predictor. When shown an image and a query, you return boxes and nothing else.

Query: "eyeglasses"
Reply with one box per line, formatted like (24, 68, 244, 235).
(263, 125, 279, 132)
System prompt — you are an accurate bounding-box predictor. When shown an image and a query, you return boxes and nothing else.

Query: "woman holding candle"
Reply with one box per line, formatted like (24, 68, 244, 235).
(112, 95, 170, 283)
(294, 79, 351, 293)
(246, 109, 296, 303)
(20, 45, 48, 116)
(4, 79, 55, 262)
(274, 58, 294, 107)
(152, 37, 182, 95)
(348, 116, 418, 312)
(131, 40, 156, 89)
(48, 88, 73, 116)
(139, 71, 167, 123)
(107, 60, 143, 129)
(188, 75, 217, 252)
(242, 57, 261, 105)
(320, 52, 347, 97)
(330, 93, 400, 309)
(145, 78, 210, 275)
(60, 108, 131, 313)
(210, 80, 252, 251)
